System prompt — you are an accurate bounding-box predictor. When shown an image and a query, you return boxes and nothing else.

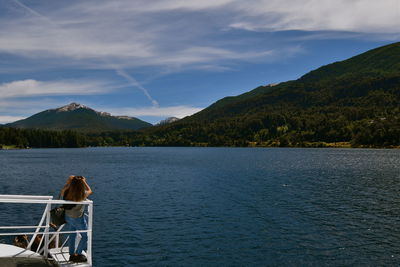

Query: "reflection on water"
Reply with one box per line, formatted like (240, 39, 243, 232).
(0, 147, 399, 266)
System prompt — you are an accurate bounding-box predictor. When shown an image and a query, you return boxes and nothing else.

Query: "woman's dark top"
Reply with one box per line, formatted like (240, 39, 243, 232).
(62, 189, 86, 218)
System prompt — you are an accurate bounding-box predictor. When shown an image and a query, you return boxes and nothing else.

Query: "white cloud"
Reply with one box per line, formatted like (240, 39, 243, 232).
(103, 105, 203, 118)
(0, 115, 25, 124)
(0, 79, 116, 99)
(0, 98, 70, 114)
(229, 0, 400, 33)
(0, 0, 295, 72)
(74, 0, 234, 13)
(0, 0, 398, 73)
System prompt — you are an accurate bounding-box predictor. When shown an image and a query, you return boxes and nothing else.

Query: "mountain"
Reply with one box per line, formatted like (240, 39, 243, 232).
(142, 42, 400, 147)
(6, 103, 152, 132)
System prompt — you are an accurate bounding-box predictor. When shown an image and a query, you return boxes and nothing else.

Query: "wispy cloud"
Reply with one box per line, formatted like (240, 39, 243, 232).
(228, 0, 400, 33)
(103, 105, 203, 118)
(0, 0, 398, 73)
(0, 115, 25, 124)
(73, 0, 234, 13)
(0, 0, 295, 72)
(0, 79, 116, 98)
(0, 98, 69, 123)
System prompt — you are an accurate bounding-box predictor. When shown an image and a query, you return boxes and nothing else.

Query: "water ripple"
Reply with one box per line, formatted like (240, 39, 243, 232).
(0, 147, 399, 266)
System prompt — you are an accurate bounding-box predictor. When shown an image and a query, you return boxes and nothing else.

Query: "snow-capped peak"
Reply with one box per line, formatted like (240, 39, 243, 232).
(52, 103, 113, 117)
(55, 102, 91, 112)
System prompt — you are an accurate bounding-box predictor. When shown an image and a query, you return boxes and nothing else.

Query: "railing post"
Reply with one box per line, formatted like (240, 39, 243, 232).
(87, 201, 93, 265)
(55, 231, 59, 249)
(27, 196, 53, 250)
(44, 202, 51, 257)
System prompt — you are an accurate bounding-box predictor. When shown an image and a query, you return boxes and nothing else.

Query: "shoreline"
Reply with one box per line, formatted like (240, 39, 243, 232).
(1, 143, 399, 150)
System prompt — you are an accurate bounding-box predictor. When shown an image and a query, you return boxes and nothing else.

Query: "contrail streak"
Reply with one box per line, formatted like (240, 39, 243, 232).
(114, 67, 159, 107)
(12, 0, 52, 23)
(12, 0, 160, 108)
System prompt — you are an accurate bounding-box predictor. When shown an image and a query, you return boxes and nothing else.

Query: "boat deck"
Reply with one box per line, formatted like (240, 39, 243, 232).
(0, 243, 42, 258)
(0, 244, 90, 267)
(50, 247, 90, 267)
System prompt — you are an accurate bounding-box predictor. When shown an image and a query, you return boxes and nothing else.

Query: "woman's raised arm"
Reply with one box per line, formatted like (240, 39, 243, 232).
(82, 177, 93, 197)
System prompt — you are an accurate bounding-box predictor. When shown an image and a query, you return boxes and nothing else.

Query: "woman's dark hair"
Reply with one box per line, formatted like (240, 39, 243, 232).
(63, 176, 86, 202)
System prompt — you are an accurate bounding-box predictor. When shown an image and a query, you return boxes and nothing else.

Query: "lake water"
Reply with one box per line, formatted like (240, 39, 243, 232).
(0, 147, 399, 266)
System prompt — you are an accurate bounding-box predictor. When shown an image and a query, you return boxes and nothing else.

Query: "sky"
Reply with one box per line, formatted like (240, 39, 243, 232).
(0, 0, 399, 124)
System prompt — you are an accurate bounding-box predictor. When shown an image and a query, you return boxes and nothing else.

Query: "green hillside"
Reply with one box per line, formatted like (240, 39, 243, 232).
(300, 42, 400, 82)
(139, 42, 400, 147)
(6, 103, 152, 132)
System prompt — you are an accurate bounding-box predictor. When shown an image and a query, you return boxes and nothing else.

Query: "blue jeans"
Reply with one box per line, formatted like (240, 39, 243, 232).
(65, 215, 88, 255)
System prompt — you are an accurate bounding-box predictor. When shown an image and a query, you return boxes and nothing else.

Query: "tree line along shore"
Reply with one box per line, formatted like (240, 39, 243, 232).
(0, 124, 398, 149)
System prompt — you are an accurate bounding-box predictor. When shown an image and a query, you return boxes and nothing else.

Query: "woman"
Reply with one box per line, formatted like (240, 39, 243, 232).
(61, 175, 93, 263)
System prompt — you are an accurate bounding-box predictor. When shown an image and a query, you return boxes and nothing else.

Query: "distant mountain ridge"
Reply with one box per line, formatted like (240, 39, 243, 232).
(6, 103, 152, 132)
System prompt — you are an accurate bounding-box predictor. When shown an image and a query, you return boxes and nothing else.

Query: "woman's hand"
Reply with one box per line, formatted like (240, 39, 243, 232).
(67, 175, 75, 184)
(81, 176, 93, 196)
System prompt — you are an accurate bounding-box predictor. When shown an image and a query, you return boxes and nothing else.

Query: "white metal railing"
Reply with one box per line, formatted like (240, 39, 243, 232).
(0, 194, 93, 265)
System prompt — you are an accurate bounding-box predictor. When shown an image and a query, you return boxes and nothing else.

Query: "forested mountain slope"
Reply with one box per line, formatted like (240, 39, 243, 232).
(141, 42, 400, 147)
